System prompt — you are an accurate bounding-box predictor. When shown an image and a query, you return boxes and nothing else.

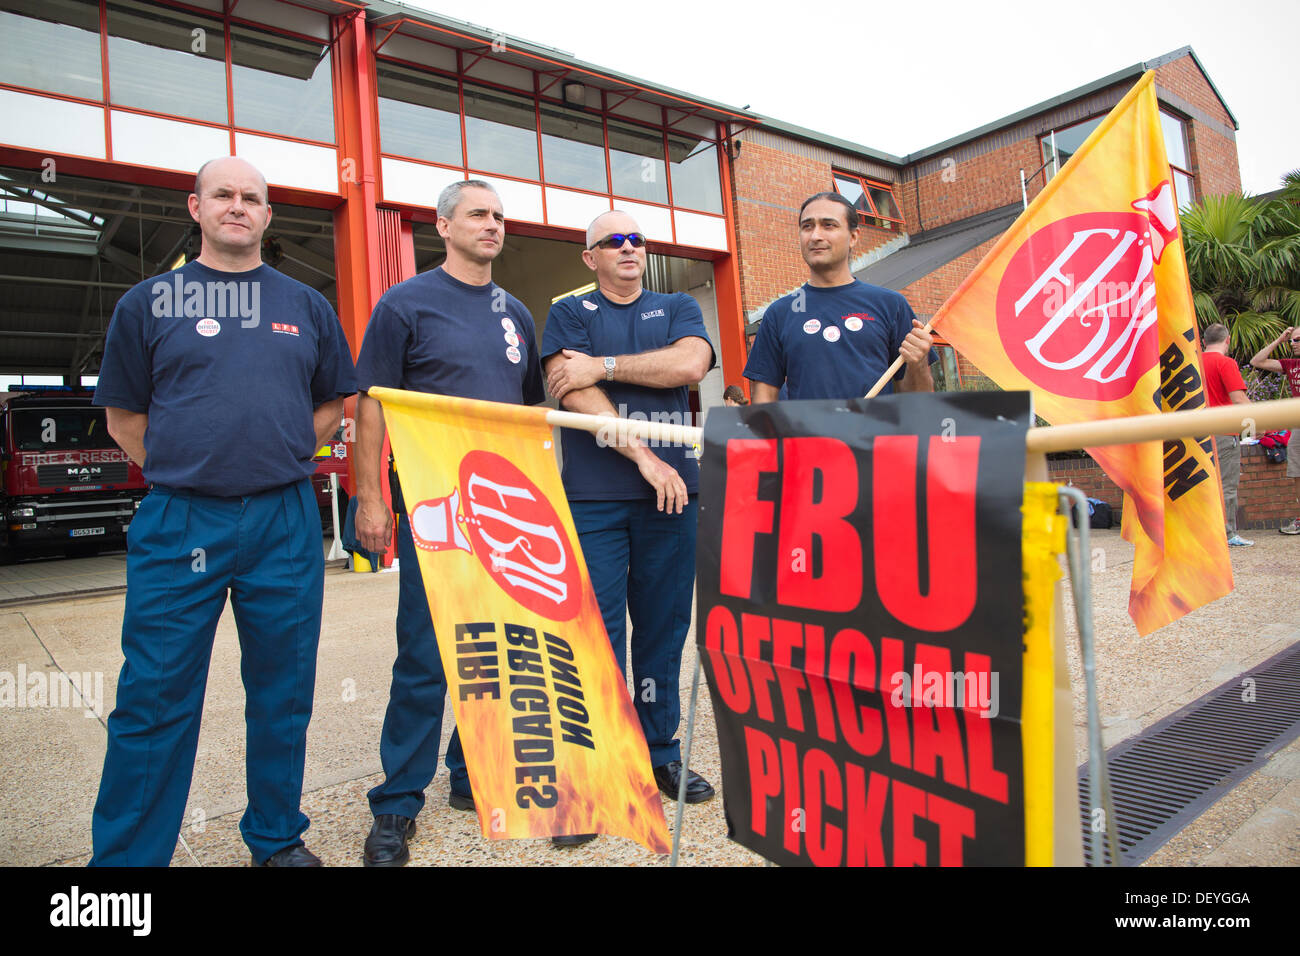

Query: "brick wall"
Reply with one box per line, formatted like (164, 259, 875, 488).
(731, 139, 901, 314)
(1047, 444, 1298, 530)
(728, 51, 1243, 324)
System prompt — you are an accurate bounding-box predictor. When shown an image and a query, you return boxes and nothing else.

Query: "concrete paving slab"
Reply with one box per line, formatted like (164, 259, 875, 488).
(3, 525, 1298, 867)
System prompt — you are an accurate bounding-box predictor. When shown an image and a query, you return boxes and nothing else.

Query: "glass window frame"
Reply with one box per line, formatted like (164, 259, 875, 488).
(0, 0, 340, 146)
(1039, 108, 1195, 206)
(832, 170, 905, 231)
(372, 41, 730, 219)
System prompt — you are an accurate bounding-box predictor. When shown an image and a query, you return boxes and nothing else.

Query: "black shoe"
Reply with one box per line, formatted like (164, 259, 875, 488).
(258, 844, 322, 867)
(448, 789, 475, 812)
(551, 833, 598, 847)
(364, 814, 416, 867)
(653, 761, 715, 803)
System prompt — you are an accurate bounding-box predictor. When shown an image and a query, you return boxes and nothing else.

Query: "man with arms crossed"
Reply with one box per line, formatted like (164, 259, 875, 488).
(543, 211, 715, 847)
(354, 180, 544, 866)
(744, 192, 935, 401)
(1200, 323, 1252, 546)
(91, 156, 356, 866)
(1251, 326, 1300, 534)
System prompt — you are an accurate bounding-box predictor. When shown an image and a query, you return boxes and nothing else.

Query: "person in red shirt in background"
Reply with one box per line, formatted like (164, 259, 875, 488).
(1201, 324, 1253, 546)
(1251, 326, 1300, 534)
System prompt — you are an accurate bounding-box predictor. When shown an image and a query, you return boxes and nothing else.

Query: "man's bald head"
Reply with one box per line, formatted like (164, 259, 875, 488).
(194, 156, 268, 202)
(586, 210, 637, 250)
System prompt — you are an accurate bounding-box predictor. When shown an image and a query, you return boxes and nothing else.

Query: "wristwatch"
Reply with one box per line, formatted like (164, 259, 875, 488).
(604, 356, 616, 381)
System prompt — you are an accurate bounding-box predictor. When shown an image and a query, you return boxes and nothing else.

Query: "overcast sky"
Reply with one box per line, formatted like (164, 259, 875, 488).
(401, 0, 1297, 196)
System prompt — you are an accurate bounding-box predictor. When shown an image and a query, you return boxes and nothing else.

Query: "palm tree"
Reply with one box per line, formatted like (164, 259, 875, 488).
(1181, 172, 1300, 362)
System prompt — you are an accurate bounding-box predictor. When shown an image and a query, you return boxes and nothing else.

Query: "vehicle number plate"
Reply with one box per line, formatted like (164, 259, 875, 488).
(70, 527, 105, 538)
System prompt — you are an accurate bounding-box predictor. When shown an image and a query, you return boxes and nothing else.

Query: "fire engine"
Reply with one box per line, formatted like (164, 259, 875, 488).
(0, 388, 147, 559)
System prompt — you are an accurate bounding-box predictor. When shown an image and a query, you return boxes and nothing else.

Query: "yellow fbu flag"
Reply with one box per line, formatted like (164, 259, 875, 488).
(371, 387, 671, 853)
(934, 71, 1232, 634)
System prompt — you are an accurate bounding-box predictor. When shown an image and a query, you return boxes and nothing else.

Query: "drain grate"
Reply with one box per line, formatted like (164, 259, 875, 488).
(1078, 642, 1300, 865)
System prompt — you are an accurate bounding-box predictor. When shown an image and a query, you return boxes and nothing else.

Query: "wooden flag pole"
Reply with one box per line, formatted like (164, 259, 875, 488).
(863, 321, 934, 399)
(544, 397, 1300, 454)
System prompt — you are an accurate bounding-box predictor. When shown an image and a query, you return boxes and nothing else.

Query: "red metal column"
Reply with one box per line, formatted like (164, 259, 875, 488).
(331, 10, 407, 565)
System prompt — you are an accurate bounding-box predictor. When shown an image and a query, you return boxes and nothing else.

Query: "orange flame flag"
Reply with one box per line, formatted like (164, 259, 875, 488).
(370, 387, 671, 853)
(933, 71, 1232, 634)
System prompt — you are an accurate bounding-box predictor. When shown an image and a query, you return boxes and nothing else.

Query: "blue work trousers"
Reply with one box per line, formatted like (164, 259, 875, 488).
(570, 497, 698, 766)
(90, 480, 323, 866)
(367, 514, 467, 819)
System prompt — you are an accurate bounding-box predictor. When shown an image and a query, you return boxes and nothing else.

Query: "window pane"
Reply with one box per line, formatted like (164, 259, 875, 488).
(108, 0, 226, 125)
(833, 174, 872, 219)
(540, 105, 607, 192)
(0, 0, 102, 100)
(608, 118, 667, 203)
(1173, 169, 1194, 208)
(1160, 111, 1188, 169)
(869, 185, 900, 221)
(667, 136, 721, 213)
(377, 64, 461, 166)
(231, 25, 334, 143)
(1043, 116, 1102, 173)
(463, 84, 538, 180)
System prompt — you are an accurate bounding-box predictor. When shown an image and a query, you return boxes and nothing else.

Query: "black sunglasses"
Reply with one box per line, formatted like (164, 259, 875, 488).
(588, 232, 646, 250)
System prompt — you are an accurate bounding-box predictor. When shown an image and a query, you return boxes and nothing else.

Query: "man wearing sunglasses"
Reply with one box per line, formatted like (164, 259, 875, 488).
(542, 212, 716, 842)
(744, 192, 935, 402)
(1250, 326, 1300, 534)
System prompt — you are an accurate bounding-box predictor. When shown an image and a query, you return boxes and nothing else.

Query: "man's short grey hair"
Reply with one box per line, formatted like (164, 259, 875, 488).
(1203, 323, 1230, 346)
(438, 179, 499, 220)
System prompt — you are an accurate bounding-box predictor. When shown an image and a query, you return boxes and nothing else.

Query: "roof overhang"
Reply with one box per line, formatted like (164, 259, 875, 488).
(366, 3, 760, 136)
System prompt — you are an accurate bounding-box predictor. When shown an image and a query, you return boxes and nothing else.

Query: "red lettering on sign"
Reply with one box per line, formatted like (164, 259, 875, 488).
(962, 652, 1008, 803)
(744, 726, 779, 837)
(804, 747, 842, 867)
(777, 437, 862, 611)
(873, 436, 980, 632)
(720, 439, 777, 600)
(891, 780, 928, 867)
(703, 605, 749, 714)
(911, 643, 968, 789)
(827, 627, 881, 758)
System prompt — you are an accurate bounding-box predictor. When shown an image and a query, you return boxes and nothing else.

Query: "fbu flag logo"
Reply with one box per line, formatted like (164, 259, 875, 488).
(996, 182, 1180, 402)
(408, 450, 581, 621)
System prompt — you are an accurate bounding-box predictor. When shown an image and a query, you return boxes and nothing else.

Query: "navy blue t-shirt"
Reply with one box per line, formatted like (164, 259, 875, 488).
(743, 280, 935, 399)
(542, 288, 714, 501)
(94, 260, 357, 496)
(355, 266, 544, 405)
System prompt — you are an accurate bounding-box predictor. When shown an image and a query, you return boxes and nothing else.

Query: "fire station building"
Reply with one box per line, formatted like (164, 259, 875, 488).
(0, 1, 1242, 404)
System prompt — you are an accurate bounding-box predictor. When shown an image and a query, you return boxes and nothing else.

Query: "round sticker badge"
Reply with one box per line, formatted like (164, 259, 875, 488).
(823, 326, 841, 343)
(505, 345, 521, 364)
(802, 318, 821, 335)
(501, 317, 516, 333)
(844, 316, 863, 332)
(504, 331, 520, 347)
(196, 318, 220, 337)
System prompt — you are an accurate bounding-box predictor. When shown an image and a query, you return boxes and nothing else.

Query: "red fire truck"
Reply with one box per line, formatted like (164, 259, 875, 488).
(0, 388, 147, 559)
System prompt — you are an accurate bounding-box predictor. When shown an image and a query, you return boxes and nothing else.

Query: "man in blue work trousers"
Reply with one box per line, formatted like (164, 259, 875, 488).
(89, 156, 357, 867)
(542, 209, 716, 847)
(353, 180, 544, 867)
